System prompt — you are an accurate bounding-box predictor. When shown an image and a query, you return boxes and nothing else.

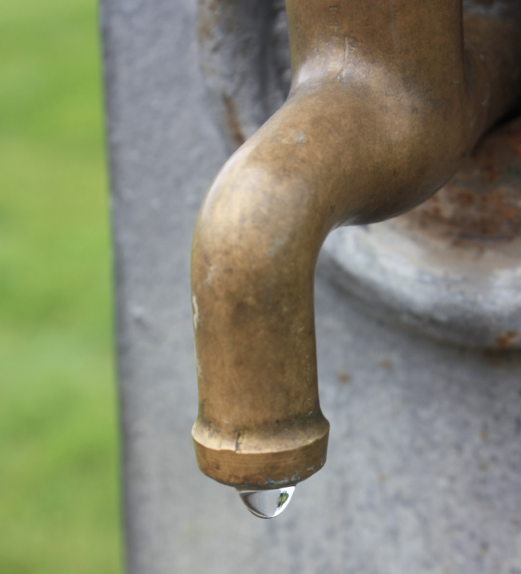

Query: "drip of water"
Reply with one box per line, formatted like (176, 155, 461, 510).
(236, 486, 295, 519)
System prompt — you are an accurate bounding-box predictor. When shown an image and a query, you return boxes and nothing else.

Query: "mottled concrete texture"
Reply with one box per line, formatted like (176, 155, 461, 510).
(102, 0, 521, 572)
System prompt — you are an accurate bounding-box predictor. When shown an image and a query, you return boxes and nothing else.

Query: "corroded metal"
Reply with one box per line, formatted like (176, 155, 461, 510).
(198, 0, 290, 150)
(192, 0, 521, 488)
(406, 117, 521, 244)
(322, 113, 521, 349)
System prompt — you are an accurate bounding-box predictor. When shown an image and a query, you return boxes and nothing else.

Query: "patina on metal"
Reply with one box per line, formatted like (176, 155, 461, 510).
(192, 0, 521, 489)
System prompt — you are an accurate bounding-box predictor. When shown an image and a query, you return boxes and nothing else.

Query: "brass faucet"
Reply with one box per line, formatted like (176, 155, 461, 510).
(191, 0, 521, 498)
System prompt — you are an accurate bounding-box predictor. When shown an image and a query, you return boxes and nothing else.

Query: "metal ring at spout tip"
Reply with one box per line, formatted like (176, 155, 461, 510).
(192, 423, 329, 489)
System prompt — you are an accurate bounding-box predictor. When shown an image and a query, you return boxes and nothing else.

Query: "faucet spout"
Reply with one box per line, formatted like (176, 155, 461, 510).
(192, 0, 521, 489)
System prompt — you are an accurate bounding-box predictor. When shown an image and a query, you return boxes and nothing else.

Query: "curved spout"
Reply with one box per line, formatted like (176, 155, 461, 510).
(192, 0, 521, 489)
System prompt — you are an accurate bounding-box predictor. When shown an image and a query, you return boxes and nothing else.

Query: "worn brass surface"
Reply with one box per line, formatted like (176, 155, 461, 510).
(192, 0, 521, 488)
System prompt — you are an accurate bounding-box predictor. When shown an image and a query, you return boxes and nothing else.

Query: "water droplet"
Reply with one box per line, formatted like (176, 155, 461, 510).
(236, 486, 295, 519)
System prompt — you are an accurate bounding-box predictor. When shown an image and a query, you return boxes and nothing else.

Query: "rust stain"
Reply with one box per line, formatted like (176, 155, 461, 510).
(379, 356, 394, 370)
(403, 117, 521, 244)
(223, 95, 246, 147)
(481, 348, 516, 366)
(496, 330, 518, 348)
(337, 371, 350, 383)
(198, 0, 220, 45)
(199, 0, 247, 150)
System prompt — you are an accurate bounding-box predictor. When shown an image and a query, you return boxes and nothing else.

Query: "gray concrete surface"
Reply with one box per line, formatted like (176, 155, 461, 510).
(102, 0, 521, 572)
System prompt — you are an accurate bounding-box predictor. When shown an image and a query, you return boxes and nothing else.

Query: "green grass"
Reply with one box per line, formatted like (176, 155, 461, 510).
(0, 0, 121, 572)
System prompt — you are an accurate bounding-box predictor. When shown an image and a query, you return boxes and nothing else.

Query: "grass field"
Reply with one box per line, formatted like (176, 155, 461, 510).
(0, 0, 121, 572)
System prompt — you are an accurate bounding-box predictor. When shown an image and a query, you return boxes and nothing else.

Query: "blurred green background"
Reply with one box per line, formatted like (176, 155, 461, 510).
(0, 0, 121, 572)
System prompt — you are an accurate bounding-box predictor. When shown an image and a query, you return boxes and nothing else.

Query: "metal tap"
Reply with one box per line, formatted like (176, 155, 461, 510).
(191, 0, 521, 494)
